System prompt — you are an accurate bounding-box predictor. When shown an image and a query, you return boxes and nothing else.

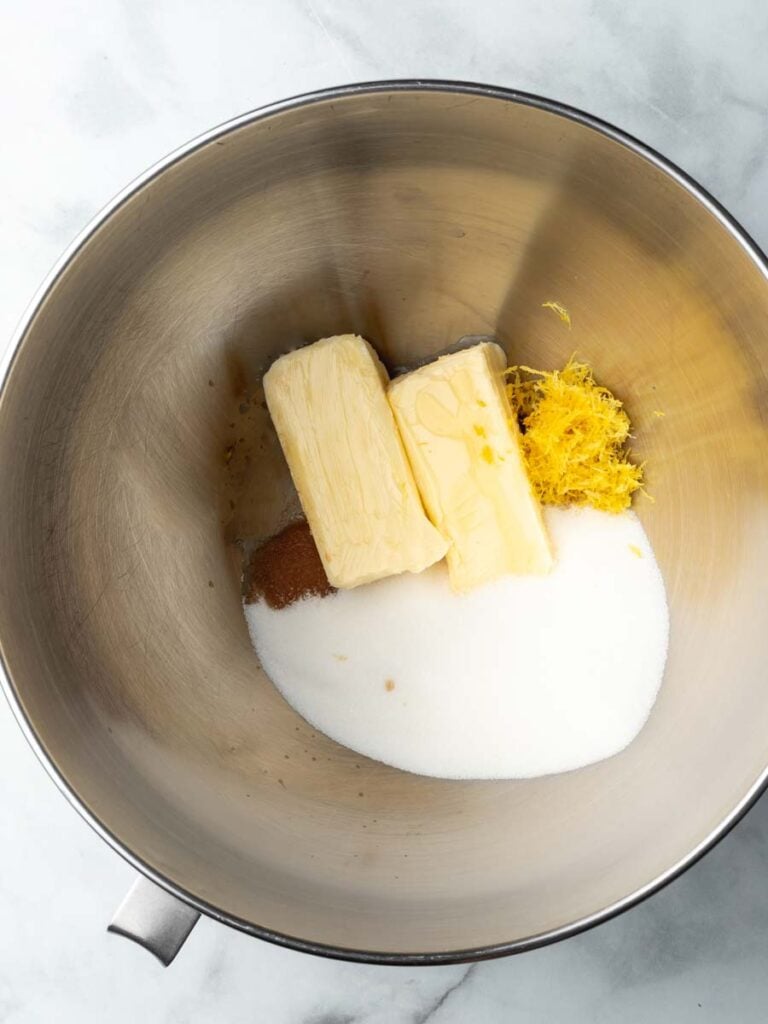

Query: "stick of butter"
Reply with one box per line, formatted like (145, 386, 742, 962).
(388, 342, 553, 590)
(264, 335, 448, 589)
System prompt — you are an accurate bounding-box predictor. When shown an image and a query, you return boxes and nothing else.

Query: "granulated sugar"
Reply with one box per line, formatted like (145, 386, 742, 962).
(245, 507, 669, 779)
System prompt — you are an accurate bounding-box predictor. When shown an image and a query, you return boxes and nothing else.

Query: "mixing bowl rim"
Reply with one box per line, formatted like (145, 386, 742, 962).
(2, 78, 768, 965)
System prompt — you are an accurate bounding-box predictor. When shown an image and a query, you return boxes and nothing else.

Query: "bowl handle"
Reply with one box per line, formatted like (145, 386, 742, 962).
(107, 875, 200, 965)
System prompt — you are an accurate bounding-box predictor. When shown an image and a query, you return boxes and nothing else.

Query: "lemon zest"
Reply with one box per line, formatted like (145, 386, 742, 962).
(506, 358, 644, 513)
(542, 301, 572, 329)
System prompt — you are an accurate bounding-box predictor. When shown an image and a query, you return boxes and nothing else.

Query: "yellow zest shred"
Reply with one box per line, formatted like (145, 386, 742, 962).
(505, 358, 644, 513)
(629, 544, 643, 558)
(542, 301, 572, 329)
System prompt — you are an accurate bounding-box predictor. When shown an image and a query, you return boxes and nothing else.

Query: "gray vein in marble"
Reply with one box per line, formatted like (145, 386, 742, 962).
(118, 0, 173, 86)
(301, 0, 356, 76)
(65, 54, 155, 138)
(33, 199, 99, 247)
(293, 0, 406, 73)
(305, 1014, 357, 1024)
(723, 90, 767, 116)
(735, 136, 768, 198)
(412, 965, 477, 1024)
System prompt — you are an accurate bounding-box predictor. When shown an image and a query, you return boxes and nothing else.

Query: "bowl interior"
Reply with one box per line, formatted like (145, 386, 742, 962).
(2, 86, 768, 957)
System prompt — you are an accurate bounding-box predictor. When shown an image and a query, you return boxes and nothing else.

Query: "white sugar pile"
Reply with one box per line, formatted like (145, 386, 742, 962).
(245, 507, 669, 779)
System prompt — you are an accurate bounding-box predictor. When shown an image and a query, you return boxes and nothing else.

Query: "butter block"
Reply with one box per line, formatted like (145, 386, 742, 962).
(263, 335, 448, 589)
(388, 342, 552, 590)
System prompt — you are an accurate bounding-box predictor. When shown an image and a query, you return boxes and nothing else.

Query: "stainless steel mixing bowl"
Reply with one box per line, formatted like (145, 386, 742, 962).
(2, 81, 768, 965)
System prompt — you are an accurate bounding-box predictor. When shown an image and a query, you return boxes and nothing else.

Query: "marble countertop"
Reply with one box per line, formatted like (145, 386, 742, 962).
(2, 1, 768, 1020)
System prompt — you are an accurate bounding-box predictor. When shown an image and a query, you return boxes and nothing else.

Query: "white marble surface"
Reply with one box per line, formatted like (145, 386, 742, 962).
(2, 1, 768, 1020)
